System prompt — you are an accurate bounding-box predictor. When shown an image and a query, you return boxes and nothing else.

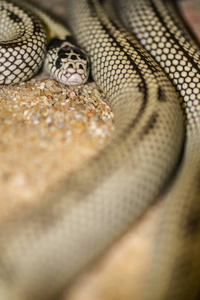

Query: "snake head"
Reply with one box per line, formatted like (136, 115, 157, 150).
(45, 38, 90, 85)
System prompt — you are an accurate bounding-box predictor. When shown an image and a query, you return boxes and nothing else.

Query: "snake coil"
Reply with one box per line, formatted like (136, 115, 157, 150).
(0, 1, 200, 300)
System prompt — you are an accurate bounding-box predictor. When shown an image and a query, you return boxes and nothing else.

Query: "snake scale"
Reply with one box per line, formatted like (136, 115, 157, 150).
(0, 0, 200, 300)
(0, 0, 90, 85)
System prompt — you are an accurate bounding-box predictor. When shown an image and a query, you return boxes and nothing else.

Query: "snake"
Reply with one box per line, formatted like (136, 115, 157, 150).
(0, 0, 200, 300)
(0, 0, 90, 85)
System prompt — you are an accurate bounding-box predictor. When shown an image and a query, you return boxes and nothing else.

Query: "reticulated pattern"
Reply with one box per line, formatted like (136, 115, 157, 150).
(116, 0, 200, 128)
(0, 1, 199, 300)
(0, 0, 47, 85)
(116, 0, 200, 299)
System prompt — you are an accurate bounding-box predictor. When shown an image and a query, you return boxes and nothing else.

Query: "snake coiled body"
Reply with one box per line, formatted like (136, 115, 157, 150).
(0, 0, 47, 84)
(0, 1, 200, 300)
(0, 0, 89, 85)
(115, 1, 200, 298)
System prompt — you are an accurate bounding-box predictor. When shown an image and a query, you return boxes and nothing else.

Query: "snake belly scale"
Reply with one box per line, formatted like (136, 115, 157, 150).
(0, 1, 199, 300)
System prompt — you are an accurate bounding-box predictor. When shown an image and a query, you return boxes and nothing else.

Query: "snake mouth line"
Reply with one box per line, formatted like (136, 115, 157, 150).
(61, 72, 84, 85)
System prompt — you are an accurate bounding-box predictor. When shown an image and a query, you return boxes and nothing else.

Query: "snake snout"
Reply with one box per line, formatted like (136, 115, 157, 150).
(59, 61, 89, 85)
(61, 72, 84, 85)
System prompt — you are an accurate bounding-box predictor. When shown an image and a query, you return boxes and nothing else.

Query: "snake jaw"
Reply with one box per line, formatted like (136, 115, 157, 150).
(57, 60, 89, 85)
(61, 72, 85, 85)
(61, 59, 89, 85)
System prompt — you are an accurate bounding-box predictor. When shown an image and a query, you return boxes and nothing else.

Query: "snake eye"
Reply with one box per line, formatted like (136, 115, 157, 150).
(55, 57, 62, 69)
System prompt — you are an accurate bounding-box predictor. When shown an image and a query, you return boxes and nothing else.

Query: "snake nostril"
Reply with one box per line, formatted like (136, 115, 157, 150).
(79, 64, 84, 70)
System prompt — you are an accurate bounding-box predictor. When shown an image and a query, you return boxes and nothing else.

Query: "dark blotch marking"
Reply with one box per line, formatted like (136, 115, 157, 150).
(73, 48, 83, 55)
(80, 55, 87, 61)
(8, 10, 22, 23)
(138, 82, 145, 93)
(58, 47, 71, 56)
(185, 209, 200, 236)
(158, 87, 167, 102)
(71, 55, 77, 60)
(64, 35, 77, 46)
(58, 53, 69, 59)
(55, 57, 62, 69)
(170, 255, 192, 284)
(184, 172, 200, 236)
(141, 113, 158, 136)
(47, 38, 65, 50)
